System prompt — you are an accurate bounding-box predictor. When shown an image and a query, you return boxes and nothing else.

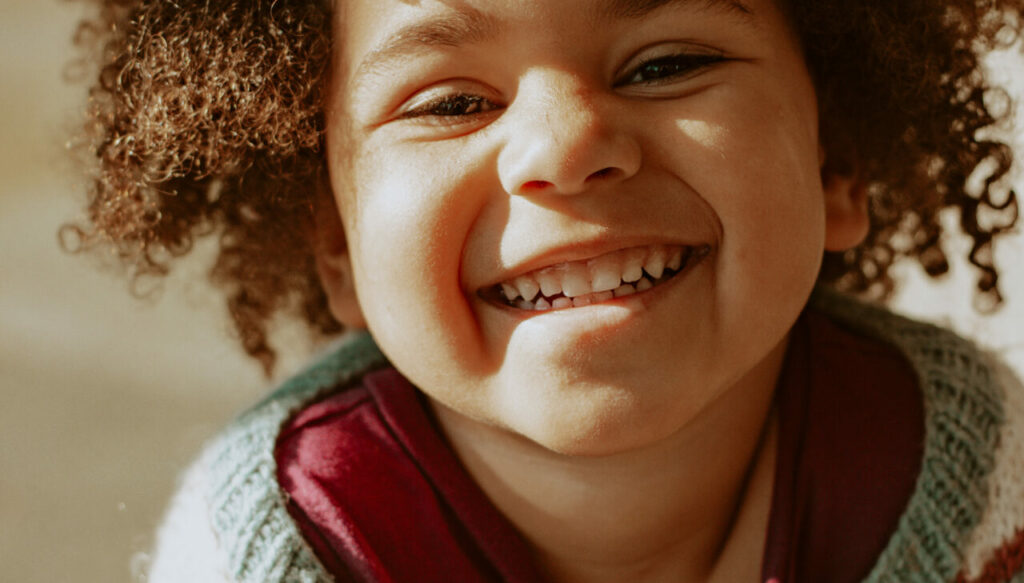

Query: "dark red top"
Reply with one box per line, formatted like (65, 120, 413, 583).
(276, 310, 923, 582)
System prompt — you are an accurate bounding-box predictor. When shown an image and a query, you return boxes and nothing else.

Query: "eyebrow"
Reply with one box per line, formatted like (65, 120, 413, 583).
(352, 0, 755, 84)
(352, 8, 500, 86)
(600, 0, 754, 19)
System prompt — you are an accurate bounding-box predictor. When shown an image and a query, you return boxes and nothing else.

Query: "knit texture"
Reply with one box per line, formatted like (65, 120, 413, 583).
(182, 292, 1023, 582)
(810, 292, 1005, 583)
(956, 355, 1024, 583)
(206, 333, 386, 583)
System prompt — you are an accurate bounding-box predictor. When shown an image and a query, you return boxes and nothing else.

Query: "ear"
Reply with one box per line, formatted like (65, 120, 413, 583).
(314, 185, 367, 329)
(820, 147, 870, 252)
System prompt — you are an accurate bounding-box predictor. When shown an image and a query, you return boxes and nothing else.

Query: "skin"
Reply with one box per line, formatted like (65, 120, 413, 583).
(316, 0, 869, 579)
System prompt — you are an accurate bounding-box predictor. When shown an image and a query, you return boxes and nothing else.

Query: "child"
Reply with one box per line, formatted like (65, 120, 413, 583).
(69, 0, 1024, 581)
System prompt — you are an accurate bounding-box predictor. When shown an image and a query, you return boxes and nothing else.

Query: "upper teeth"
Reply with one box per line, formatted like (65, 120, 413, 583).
(498, 245, 690, 303)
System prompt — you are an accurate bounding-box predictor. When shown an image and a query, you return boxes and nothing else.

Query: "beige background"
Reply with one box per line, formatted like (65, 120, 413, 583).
(1, 1, 1022, 582)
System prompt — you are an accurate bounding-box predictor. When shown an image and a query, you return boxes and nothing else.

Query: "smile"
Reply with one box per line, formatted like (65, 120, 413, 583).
(485, 244, 711, 311)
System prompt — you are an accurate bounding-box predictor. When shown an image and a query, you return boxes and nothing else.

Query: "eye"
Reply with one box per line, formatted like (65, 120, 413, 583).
(616, 50, 726, 87)
(401, 92, 503, 120)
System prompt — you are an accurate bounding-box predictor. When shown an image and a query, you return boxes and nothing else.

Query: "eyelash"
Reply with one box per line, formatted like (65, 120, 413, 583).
(402, 94, 502, 120)
(616, 52, 726, 87)
(399, 51, 726, 121)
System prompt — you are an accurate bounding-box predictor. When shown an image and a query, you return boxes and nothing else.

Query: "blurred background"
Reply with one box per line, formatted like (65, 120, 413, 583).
(1, 1, 1022, 581)
(2, 2, 273, 581)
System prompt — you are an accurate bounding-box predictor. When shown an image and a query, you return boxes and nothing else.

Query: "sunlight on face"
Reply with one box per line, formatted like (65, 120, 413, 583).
(676, 119, 730, 157)
(325, 0, 828, 455)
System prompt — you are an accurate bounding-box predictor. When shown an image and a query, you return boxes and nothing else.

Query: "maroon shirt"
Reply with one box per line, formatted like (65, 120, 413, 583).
(276, 311, 923, 582)
(762, 311, 924, 582)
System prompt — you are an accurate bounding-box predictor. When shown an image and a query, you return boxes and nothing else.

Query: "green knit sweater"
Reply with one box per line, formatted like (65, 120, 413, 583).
(147, 293, 1024, 582)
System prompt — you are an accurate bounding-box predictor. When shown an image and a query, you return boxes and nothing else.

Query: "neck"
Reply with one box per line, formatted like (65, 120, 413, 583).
(432, 339, 786, 583)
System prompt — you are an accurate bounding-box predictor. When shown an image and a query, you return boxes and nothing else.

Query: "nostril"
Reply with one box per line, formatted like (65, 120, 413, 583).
(521, 180, 552, 192)
(587, 167, 618, 181)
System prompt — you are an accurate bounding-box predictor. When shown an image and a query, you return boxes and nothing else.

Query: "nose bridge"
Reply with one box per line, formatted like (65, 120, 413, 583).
(544, 77, 600, 141)
(498, 70, 640, 196)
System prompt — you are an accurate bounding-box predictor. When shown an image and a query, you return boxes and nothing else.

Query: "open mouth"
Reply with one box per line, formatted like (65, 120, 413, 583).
(481, 244, 711, 311)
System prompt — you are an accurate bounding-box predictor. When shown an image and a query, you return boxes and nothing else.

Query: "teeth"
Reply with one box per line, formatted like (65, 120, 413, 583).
(561, 263, 590, 298)
(572, 295, 593, 307)
(552, 297, 572, 309)
(667, 247, 683, 271)
(513, 276, 540, 301)
(622, 250, 644, 283)
(589, 259, 622, 293)
(613, 283, 636, 297)
(536, 269, 563, 297)
(494, 244, 708, 310)
(645, 247, 666, 279)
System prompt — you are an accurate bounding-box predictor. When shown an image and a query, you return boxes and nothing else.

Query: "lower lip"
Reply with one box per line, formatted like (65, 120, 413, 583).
(483, 248, 711, 319)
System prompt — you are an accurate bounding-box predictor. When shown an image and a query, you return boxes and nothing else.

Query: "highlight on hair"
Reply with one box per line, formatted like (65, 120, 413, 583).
(66, 0, 1022, 373)
(66, 0, 336, 373)
(801, 0, 1022, 308)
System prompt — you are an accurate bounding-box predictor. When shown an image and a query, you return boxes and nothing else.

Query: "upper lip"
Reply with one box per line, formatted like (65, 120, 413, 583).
(473, 237, 709, 291)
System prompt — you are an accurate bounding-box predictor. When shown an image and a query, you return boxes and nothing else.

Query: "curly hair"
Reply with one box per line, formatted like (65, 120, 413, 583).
(66, 0, 1022, 374)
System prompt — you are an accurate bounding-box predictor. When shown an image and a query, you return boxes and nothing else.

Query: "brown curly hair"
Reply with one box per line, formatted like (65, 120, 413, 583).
(66, 0, 1022, 374)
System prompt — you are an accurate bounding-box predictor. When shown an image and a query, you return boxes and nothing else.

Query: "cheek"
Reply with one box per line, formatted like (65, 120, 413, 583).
(339, 145, 497, 385)
(718, 159, 824, 319)
(701, 81, 822, 251)
(662, 81, 825, 326)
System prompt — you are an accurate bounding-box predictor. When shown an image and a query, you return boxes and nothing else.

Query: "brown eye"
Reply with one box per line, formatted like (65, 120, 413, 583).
(618, 53, 725, 86)
(403, 94, 501, 118)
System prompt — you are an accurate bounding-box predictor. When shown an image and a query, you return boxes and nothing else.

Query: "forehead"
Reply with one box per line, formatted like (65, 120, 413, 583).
(335, 0, 762, 78)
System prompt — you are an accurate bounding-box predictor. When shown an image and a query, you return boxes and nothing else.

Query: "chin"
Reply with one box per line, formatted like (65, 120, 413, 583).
(504, 384, 686, 458)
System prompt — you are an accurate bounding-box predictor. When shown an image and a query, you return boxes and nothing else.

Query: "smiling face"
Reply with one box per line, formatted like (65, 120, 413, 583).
(322, 0, 866, 455)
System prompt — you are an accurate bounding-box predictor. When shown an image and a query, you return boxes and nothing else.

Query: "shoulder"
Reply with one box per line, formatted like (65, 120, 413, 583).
(958, 354, 1024, 582)
(147, 445, 231, 582)
(812, 290, 1024, 582)
(147, 332, 388, 583)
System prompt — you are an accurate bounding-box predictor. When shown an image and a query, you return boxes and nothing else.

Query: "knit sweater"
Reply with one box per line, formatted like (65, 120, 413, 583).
(146, 293, 1024, 582)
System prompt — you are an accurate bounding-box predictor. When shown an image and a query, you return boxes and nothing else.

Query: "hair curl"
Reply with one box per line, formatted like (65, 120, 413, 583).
(67, 0, 1022, 374)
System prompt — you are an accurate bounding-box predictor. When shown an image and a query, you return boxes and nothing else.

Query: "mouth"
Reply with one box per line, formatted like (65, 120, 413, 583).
(480, 244, 711, 311)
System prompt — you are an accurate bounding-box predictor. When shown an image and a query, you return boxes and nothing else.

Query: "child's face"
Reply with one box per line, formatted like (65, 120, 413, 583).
(324, 0, 859, 454)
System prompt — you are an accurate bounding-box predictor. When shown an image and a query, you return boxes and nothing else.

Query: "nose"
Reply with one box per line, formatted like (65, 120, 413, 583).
(497, 76, 641, 196)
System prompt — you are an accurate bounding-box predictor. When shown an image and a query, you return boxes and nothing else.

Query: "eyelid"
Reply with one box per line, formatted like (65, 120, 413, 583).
(401, 96, 503, 128)
(614, 42, 726, 86)
(396, 79, 503, 118)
